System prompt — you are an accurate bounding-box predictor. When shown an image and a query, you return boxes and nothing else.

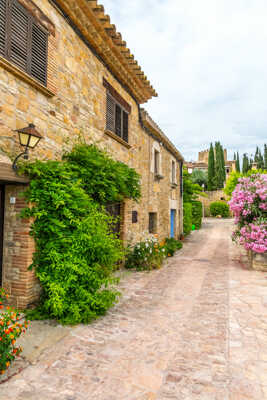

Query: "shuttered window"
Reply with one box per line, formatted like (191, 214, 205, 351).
(0, 0, 48, 86)
(106, 92, 129, 143)
(122, 111, 128, 142)
(115, 104, 122, 137)
(0, 0, 7, 56)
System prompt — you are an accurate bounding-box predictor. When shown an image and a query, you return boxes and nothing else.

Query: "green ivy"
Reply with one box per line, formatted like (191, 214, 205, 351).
(183, 203, 192, 236)
(191, 201, 203, 230)
(20, 144, 141, 324)
(64, 144, 141, 204)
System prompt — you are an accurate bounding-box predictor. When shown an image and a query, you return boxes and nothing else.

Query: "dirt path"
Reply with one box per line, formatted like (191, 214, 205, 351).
(1, 219, 267, 399)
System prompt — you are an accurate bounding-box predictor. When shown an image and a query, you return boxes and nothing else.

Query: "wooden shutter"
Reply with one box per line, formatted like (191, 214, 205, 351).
(122, 111, 128, 143)
(31, 21, 48, 85)
(106, 93, 115, 131)
(9, 0, 29, 71)
(0, 0, 7, 56)
(115, 104, 122, 137)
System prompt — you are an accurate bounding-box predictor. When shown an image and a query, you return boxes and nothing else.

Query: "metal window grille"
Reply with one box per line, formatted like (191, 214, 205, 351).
(149, 212, 157, 234)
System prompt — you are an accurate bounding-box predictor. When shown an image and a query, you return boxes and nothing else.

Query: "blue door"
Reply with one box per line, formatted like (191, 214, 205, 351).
(170, 209, 176, 238)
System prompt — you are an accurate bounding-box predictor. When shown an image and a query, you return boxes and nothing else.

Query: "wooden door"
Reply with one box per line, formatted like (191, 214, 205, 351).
(0, 185, 4, 286)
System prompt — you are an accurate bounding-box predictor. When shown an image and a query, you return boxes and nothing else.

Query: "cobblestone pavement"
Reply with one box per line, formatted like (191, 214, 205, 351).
(1, 219, 267, 399)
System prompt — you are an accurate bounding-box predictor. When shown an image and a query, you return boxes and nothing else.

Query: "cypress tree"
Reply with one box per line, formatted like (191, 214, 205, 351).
(234, 152, 236, 161)
(215, 142, 224, 189)
(207, 143, 215, 191)
(242, 153, 249, 174)
(236, 152, 240, 172)
(220, 144, 226, 182)
(258, 150, 264, 169)
(254, 146, 259, 166)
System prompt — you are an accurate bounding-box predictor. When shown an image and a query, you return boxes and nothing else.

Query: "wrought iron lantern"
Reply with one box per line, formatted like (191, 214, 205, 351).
(13, 124, 42, 171)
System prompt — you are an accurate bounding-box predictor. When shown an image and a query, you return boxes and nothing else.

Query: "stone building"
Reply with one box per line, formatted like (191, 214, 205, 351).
(186, 149, 236, 178)
(0, 0, 184, 307)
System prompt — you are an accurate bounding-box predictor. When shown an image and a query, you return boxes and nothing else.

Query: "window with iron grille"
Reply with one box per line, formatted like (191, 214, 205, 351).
(106, 93, 129, 143)
(149, 212, 157, 234)
(132, 211, 138, 223)
(0, 0, 48, 86)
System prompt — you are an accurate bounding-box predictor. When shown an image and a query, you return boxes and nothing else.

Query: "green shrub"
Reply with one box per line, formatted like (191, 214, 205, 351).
(125, 239, 166, 271)
(210, 201, 230, 218)
(164, 238, 183, 256)
(20, 144, 141, 325)
(191, 201, 203, 229)
(183, 202, 192, 235)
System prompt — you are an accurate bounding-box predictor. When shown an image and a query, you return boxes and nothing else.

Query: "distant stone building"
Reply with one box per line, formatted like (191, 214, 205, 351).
(186, 149, 236, 178)
(0, 0, 184, 308)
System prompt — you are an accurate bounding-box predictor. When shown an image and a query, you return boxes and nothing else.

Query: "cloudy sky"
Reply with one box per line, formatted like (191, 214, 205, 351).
(103, 0, 267, 161)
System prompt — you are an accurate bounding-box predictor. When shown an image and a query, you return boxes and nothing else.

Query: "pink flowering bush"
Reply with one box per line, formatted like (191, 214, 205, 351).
(229, 174, 267, 253)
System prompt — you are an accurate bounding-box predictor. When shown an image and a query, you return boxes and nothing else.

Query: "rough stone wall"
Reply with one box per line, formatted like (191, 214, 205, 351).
(0, 0, 182, 307)
(198, 150, 209, 163)
(3, 185, 41, 308)
(198, 190, 226, 216)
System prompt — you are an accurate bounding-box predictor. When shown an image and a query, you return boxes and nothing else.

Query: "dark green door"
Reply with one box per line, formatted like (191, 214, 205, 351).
(0, 185, 4, 286)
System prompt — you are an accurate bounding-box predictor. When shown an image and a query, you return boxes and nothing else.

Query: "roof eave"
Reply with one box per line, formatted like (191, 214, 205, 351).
(141, 110, 184, 162)
(52, 0, 157, 103)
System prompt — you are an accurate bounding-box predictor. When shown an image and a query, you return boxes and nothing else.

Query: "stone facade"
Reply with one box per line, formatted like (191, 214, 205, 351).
(186, 149, 236, 179)
(0, 0, 184, 307)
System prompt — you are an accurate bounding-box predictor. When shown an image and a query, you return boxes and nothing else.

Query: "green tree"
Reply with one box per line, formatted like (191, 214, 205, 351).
(214, 142, 224, 189)
(264, 144, 267, 169)
(254, 146, 259, 165)
(191, 169, 208, 189)
(220, 144, 226, 182)
(183, 168, 202, 203)
(207, 143, 215, 190)
(242, 153, 249, 173)
(236, 152, 240, 172)
(258, 150, 264, 169)
(234, 152, 236, 161)
(224, 171, 242, 196)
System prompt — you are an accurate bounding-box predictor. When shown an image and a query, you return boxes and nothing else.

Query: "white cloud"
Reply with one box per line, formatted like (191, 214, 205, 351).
(103, 0, 267, 161)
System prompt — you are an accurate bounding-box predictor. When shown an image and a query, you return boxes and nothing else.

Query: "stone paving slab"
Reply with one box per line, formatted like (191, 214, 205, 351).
(0, 219, 267, 399)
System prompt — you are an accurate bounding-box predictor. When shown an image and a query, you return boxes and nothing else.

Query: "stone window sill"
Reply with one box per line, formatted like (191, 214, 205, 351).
(0, 56, 54, 98)
(104, 129, 131, 149)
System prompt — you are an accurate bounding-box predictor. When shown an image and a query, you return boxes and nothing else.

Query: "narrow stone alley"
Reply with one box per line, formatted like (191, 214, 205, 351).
(1, 219, 267, 400)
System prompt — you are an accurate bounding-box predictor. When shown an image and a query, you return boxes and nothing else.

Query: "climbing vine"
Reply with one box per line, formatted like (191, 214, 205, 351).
(20, 144, 141, 324)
